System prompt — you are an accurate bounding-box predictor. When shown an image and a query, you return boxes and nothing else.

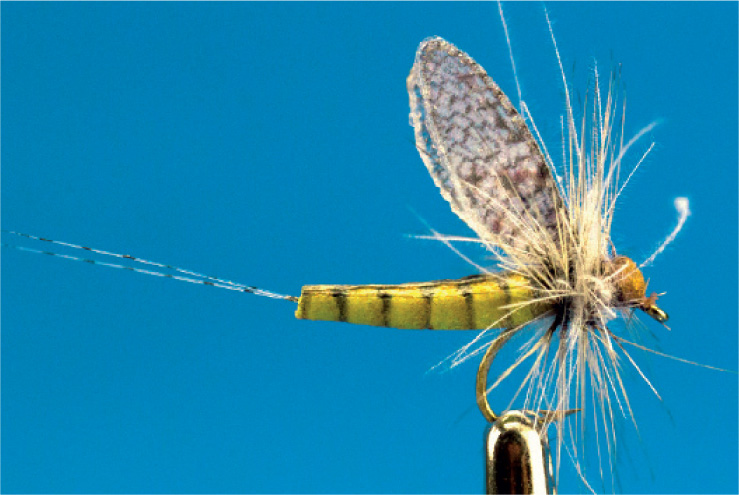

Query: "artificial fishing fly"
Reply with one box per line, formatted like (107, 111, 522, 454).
(4, 26, 693, 494)
(297, 35, 689, 489)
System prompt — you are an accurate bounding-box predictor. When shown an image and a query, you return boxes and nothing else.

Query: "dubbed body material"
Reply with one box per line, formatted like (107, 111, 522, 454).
(296, 273, 546, 330)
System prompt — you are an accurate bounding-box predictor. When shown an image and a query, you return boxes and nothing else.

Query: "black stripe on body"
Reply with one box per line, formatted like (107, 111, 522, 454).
(462, 289, 475, 329)
(332, 290, 348, 322)
(425, 287, 437, 330)
(379, 292, 392, 327)
(499, 278, 511, 326)
(421, 289, 433, 329)
(301, 290, 312, 318)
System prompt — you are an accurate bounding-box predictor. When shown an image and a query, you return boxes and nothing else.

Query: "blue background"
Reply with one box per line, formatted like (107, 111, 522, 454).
(3, 2, 737, 493)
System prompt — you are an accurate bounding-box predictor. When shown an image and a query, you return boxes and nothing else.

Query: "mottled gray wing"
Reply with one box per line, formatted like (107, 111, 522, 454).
(407, 37, 564, 253)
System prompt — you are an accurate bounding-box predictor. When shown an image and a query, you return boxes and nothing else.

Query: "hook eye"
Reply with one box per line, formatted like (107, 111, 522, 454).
(644, 304, 669, 323)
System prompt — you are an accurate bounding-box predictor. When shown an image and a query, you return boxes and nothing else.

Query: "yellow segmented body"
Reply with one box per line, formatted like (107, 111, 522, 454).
(295, 273, 550, 330)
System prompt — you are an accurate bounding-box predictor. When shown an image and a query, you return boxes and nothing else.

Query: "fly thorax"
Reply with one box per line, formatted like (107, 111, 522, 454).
(603, 256, 646, 308)
(547, 257, 615, 327)
(601, 255, 670, 323)
(575, 264, 618, 325)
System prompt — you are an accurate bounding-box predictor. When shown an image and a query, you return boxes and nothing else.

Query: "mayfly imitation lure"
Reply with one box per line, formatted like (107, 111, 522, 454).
(5, 26, 695, 493)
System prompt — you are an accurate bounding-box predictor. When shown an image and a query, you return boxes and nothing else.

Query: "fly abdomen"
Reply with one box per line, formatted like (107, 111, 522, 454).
(295, 273, 547, 330)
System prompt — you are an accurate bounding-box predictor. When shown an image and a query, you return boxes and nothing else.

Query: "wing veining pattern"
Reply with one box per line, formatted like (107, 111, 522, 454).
(407, 37, 564, 253)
